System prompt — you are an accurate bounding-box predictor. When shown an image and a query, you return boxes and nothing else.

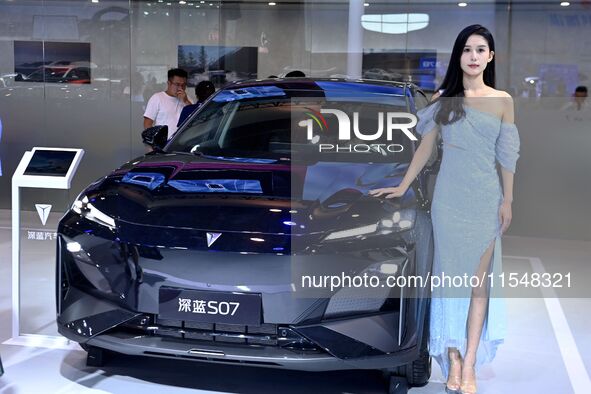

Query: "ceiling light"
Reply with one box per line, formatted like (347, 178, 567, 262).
(364, 2, 369, 6)
(458, 2, 468, 6)
(268, 2, 276, 5)
(361, 13, 429, 34)
(560, 1, 570, 6)
(179, 0, 187, 4)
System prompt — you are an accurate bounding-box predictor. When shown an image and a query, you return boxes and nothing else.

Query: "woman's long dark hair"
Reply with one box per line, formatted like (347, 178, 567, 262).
(434, 24, 496, 125)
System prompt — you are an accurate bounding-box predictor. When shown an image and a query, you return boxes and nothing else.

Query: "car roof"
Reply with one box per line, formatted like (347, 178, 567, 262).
(224, 77, 411, 95)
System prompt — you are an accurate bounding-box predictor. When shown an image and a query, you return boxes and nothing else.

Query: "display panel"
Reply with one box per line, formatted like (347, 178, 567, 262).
(23, 149, 78, 177)
(14, 41, 92, 84)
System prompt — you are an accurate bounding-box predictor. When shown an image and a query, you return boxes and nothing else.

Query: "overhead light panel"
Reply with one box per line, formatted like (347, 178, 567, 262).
(361, 13, 429, 34)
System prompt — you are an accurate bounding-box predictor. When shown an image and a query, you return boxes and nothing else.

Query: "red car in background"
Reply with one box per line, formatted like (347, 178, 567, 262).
(17, 61, 92, 84)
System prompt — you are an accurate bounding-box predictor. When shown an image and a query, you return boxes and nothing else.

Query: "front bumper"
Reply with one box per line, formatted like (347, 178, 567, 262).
(58, 287, 422, 371)
(56, 212, 432, 371)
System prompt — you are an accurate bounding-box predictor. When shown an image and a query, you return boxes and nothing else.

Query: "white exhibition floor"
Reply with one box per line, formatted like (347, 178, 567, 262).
(0, 209, 590, 393)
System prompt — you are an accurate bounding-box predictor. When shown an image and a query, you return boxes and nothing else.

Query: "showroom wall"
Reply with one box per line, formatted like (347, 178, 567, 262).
(0, 0, 134, 213)
(0, 0, 589, 241)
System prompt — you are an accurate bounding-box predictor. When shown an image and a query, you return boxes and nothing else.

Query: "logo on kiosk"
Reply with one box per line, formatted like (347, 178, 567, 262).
(206, 232, 222, 247)
(35, 204, 52, 226)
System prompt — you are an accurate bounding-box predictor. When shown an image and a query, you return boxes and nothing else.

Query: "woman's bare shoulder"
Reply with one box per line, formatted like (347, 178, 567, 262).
(486, 88, 512, 99)
(491, 90, 515, 123)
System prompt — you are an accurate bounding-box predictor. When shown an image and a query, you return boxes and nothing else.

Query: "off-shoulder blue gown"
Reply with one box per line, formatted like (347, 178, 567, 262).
(415, 101, 520, 379)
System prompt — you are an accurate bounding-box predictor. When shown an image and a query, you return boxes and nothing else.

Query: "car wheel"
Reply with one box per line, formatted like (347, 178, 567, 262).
(383, 303, 431, 387)
(84, 345, 110, 367)
(402, 307, 431, 387)
(388, 375, 409, 394)
(400, 345, 431, 387)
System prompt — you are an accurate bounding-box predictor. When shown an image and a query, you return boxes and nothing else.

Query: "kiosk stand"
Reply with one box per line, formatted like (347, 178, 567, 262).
(6, 147, 84, 349)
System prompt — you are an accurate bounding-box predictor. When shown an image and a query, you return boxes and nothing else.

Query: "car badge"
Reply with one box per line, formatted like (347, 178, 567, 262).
(206, 232, 222, 247)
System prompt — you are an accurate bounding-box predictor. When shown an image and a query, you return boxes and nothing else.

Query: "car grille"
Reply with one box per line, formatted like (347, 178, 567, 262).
(117, 315, 321, 351)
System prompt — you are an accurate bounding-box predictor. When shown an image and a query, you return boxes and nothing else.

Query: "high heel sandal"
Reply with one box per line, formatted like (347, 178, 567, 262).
(460, 364, 477, 394)
(446, 355, 462, 392)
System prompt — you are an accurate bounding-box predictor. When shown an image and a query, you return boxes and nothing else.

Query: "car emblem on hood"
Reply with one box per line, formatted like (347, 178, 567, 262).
(206, 232, 222, 247)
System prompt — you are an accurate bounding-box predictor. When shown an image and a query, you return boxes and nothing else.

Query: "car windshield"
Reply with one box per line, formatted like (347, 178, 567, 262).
(165, 86, 414, 163)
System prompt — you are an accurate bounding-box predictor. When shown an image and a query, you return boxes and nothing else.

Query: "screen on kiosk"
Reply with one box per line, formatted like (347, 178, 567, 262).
(23, 150, 77, 177)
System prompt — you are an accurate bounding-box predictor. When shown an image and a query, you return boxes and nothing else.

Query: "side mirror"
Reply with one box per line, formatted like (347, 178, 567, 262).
(142, 125, 168, 151)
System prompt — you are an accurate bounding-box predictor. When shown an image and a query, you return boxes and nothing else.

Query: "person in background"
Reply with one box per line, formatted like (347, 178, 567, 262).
(284, 70, 305, 77)
(143, 68, 192, 140)
(177, 80, 216, 127)
(561, 85, 589, 111)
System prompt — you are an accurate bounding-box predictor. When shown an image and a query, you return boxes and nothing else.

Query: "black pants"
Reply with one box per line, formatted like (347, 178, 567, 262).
(0, 353, 3, 376)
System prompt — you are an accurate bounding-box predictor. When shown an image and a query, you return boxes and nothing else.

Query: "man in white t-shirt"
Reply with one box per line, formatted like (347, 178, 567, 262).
(143, 68, 192, 140)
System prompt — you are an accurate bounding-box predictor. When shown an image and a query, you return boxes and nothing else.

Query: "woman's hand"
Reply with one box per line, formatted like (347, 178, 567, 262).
(369, 185, 408, 199)
(499, 200, 512, 234)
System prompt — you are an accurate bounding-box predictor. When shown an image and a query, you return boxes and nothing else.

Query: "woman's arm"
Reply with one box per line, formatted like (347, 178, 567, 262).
(370, 93, 440, 198)
(499, 94, 516, 233)
(369, 117, 438, 198)
(400, 130, 438, 189)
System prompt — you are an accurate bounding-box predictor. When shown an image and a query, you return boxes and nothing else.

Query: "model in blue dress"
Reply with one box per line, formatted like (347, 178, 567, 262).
(370, 25, 520, 394)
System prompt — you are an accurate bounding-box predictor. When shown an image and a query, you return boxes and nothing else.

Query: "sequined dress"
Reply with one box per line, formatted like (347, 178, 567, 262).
(415, 101, 520, 378)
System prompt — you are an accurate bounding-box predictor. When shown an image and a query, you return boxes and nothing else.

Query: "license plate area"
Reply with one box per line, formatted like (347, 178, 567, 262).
(159, 287, 262, 326)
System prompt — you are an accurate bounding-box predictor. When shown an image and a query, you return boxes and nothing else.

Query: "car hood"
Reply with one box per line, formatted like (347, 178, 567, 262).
(83, 153, 413, 235)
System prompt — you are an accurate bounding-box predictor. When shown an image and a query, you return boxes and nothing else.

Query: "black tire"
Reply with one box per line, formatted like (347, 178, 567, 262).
(388, 375, 409, 394)
(403, 303, 432, 387)
(84, 345, 110, 367)
(400, 346, 431, 387)
(383, 301, 432, 388)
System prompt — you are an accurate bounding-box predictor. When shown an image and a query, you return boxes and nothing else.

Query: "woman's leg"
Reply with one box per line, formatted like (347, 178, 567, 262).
(447, 347, 462, 390)
(462, 240, 496, 393)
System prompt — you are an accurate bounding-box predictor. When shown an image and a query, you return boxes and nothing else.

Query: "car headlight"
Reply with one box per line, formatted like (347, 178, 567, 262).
(324, 223, 378, 241)
(377, 208, 416, 232)
(71, 195, 116, 229)
(324, 209, 415, 241)
(324, 257, 407, 318)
